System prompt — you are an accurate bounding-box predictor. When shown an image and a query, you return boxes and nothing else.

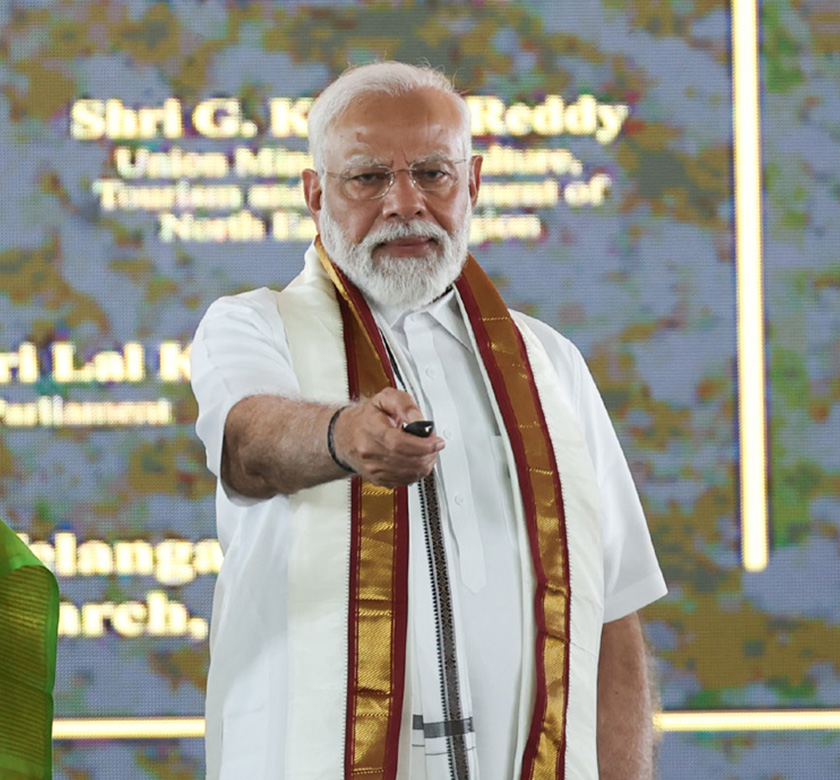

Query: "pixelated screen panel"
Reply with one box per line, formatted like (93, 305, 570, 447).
(0, 0, 837, 765)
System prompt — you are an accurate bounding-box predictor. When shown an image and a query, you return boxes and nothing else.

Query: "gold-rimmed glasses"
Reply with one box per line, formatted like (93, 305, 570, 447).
(326, 159, 468, 200)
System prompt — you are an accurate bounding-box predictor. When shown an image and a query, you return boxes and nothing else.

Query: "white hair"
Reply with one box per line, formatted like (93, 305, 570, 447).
(307, 61, 472, 173)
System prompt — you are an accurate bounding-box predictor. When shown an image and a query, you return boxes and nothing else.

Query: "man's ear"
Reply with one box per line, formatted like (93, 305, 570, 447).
(468, 155, 482, 209)
(302, 168, 322, 231)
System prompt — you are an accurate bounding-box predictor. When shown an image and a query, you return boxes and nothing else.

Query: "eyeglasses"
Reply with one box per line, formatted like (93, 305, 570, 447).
(326, 159, 468, 200)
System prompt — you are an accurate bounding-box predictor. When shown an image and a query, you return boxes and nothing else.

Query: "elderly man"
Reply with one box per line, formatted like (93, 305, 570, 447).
(191, 62, 667, 780)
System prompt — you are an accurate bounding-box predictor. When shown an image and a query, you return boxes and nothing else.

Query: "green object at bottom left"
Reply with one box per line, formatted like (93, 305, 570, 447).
(0, 518, 59, 780)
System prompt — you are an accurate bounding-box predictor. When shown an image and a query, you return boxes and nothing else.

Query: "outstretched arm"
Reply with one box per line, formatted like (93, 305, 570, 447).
(222, 387, 445, 497)
(597, 611, 656, 779)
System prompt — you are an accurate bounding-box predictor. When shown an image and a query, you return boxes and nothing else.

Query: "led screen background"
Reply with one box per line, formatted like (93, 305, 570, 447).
(0, 1, 838, 777)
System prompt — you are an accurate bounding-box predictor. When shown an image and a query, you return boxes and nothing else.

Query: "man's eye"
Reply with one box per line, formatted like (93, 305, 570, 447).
(413, 168, 448, 183)
(349, 171, 389, 185)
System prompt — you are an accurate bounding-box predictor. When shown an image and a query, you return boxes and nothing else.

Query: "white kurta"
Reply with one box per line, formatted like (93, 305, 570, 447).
(190, 246, 667, 780)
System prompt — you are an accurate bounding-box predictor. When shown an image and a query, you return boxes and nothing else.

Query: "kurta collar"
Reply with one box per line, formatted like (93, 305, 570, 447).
(374, 286, 472, 351)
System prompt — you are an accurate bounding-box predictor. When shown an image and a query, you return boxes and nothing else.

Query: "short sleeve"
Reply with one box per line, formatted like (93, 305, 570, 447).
(190, 288, 300, 478)
(516, 314, 667, 622)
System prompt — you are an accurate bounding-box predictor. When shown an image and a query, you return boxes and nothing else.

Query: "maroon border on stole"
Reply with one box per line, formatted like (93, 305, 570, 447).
(455, 272, 572, 780)
(333, 280, 409, 780)
(336, 291, 362, 776)
(331, 263, 397, 388)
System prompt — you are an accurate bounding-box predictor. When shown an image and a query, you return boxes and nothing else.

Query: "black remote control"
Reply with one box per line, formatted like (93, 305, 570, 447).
(403, 420, 434, 437)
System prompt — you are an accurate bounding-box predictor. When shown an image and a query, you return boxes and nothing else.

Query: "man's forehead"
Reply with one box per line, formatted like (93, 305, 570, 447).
(324, 89, 466, 162)
(340, 149, 457, 167)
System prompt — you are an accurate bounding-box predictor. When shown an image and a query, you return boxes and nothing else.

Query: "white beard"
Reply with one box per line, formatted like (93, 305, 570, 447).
(318, 206, 471, 310)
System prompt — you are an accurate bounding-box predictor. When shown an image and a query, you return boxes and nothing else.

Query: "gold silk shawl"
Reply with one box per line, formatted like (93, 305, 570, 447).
(277, 239, 603, 780)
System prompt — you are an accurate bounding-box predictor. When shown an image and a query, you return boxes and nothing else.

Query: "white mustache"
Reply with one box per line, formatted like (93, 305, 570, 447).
(364, 220, 449, 249)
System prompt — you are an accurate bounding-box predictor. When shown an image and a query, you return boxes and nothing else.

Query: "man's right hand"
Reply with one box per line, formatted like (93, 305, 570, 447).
(331, 388, 445, 488)
(221, 390, 444, 498)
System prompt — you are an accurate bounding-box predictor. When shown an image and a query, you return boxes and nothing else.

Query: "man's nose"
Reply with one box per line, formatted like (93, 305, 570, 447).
(381, 169, 426, 220)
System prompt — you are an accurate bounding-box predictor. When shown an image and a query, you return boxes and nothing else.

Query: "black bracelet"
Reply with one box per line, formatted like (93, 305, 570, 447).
(327, 406, 355, 474)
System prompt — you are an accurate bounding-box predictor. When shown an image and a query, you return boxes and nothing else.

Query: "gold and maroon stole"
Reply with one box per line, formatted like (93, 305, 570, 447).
(455, 259, 571, 780)
(315, 238, 409, 780)
(315, 238, 571, 780)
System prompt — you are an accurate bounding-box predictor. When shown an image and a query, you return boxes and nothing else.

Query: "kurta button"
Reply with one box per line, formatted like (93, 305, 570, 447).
(425, 367, 436, 377)
(454, 494, 465, 506)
